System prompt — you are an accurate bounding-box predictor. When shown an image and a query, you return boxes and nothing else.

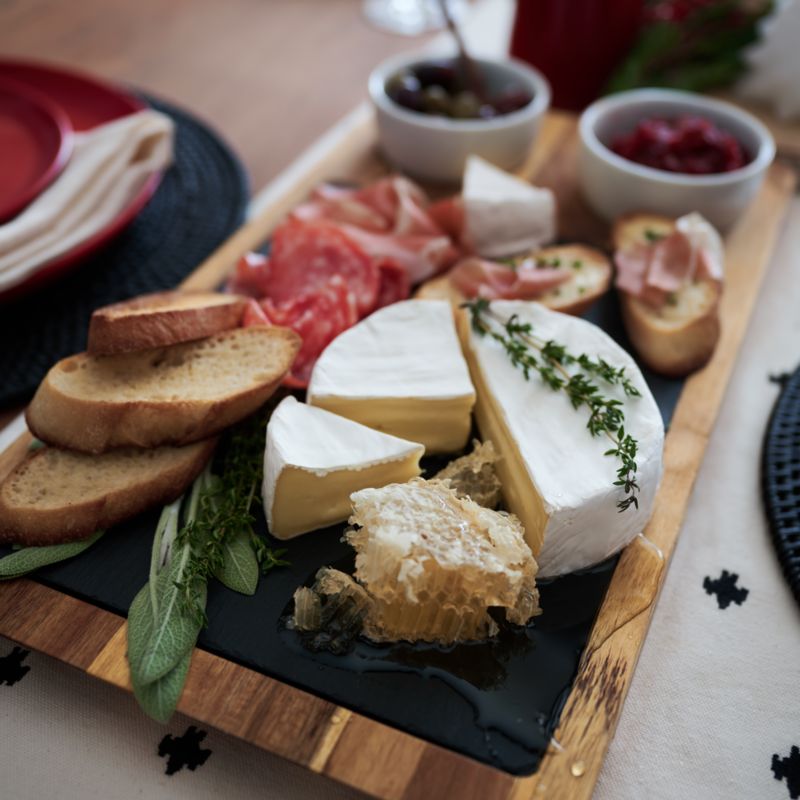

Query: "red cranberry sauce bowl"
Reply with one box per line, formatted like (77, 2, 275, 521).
(611, 115, 750, 175)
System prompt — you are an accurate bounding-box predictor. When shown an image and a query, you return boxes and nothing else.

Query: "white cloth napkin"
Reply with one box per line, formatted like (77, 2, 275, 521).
(0, 109, 174, 291)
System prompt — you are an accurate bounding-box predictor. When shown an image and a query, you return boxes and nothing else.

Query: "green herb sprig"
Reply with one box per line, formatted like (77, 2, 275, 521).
(465, 299, 642, 512)
(127, 404, 288, 722)
(173, 409, 287, 625)
(644, 228, 666, 243)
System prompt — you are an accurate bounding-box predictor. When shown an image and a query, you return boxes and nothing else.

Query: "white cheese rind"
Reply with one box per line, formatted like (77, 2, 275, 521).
(306, 300, 475, 451)
(262, 396, 425, 535)
(307, 300, 474, 401)
(464, 300, 664, 576)
(462, 155, 556, 259)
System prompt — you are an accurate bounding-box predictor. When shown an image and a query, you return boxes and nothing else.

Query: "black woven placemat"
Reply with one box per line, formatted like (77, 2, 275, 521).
(0, 94, 249, 406)
(762, 366, 800, 607)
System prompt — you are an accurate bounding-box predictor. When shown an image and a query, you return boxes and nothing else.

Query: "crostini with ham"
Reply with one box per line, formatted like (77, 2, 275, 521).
(613, 212, 724, 377)
(416, 244, 612, 316)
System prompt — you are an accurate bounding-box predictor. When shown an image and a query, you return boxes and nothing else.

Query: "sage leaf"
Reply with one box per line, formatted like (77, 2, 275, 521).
(135, 546, 206, 685)
(133, 651, 192, 724)
(214, 529, 259, 595)
(128, 585, 191, 723)
(127, 584, 155, 674)
(0, 531, 104, 580)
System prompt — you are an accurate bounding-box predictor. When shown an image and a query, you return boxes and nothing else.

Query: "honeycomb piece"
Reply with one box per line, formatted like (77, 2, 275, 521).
(292, 587, 321, 631)
(433, 439, 502, 508)
(346, 478, 539, 643)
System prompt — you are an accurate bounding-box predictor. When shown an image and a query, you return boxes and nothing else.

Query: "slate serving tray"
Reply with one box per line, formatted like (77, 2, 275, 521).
(0, 110, 792, 800)
(0, 287, 683, 775)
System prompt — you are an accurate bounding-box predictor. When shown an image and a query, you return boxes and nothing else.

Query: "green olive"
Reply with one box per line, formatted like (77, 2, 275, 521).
(422, 85, 451, 116)
(449, 91, 481, 119)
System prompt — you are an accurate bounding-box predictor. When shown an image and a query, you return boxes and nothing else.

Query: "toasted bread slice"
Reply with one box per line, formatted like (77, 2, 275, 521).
(415, 245, 611, 316)
(27, 327, 301, 453)
(613, 213, 721, 377)
(612, 213, 674, 251)
(88, 290, 247, 355)
(533, 245, 612, 315)
(0, 439, 216, 545)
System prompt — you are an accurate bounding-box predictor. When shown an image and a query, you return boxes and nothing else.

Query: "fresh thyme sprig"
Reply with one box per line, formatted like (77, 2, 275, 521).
(174, 404, 288, 624)
(464, 298, 642, 512)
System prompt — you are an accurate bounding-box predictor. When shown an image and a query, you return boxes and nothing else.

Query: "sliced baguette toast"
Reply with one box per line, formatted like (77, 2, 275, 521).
(88, 290, 247, 355)
(532, 245, 612, 315)
(0, 438, 216, 545)
(27, 326, 301, 453)
(613, 213, 721, 377)
(415, 244, 611, 316)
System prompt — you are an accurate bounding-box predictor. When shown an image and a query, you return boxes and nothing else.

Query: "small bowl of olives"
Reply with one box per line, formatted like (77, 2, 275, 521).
(369, 53, 550, 183)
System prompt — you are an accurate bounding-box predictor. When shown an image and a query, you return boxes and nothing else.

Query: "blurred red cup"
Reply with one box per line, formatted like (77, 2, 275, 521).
(510, 0, 643, 111)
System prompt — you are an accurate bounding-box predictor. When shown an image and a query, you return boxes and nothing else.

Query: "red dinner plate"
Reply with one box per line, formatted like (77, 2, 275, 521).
(0, 59, 165, 301)
(0, 77, 73, 223)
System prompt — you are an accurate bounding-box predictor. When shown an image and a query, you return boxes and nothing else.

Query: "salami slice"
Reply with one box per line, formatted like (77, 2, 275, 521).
(267, 220, 379, 316)
(259, 276, 358, 387)
(374, 258, 410, 310)
(227, 252, 271, 298)
(241, 298, 270, 326)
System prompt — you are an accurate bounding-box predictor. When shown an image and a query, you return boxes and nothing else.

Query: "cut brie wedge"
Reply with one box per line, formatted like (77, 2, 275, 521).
(307, 300, 475, 453)
(263, 396, 424, 539)
(458, 300, 664, 576)
(463, 155, 556, 259)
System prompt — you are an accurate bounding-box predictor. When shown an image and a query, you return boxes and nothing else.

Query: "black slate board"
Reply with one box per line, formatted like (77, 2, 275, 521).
(0, 294, 683, 775)
(762, 364, 800, 607)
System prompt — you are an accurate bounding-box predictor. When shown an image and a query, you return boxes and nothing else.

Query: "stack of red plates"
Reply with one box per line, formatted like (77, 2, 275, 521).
(0, 60, 165, 300)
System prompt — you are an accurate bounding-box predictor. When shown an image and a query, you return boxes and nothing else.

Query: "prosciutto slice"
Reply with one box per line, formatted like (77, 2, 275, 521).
(615, 213, 724, 307)
(449, 256, 571, 300)
(338, 224, 459, 285)
(295, 177, 439, 235)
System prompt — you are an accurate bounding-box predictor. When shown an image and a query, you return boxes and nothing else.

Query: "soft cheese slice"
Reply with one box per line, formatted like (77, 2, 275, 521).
(307, 300, 475, 453)
(263, 396, 424, 539)
(458, 300, 664, 576)
(463, 155, 556, 259)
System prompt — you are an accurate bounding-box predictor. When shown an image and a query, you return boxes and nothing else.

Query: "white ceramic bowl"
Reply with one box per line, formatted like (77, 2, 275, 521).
(368, 53, 551, 184)
(578, 89, 776, 229)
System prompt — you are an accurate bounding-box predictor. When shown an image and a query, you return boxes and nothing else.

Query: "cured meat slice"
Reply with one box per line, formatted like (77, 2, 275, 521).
(292, 184, 390, 232)
(449, 257, 571, 300)
(228, 252, 271, 298)
(647, 232, 694, 293)
(257, 276, 359, 387)
(428, 197, 464, 242)
(374, 259, 411, 310)
(268, 220, 379, 316)
(614, 213, 723, 309)
(242, 298, 270, 326)
(292, 177, 443, 237)
(381, 176, 443, 236)
(339, 224, 459, 285)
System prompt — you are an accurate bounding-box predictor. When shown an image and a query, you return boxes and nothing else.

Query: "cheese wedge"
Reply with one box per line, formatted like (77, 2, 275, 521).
(307, 300, 475, 453)
(262, 396, 424, 539)
(463, 155, 555, 258)
(458, 300, 664, 576)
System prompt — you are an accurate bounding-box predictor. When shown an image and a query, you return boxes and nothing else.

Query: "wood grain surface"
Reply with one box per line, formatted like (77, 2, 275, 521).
(0, 113, 795, 800)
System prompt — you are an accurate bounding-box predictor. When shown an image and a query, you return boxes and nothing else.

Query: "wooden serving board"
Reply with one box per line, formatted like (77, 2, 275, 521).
(0, 110, 795, 800)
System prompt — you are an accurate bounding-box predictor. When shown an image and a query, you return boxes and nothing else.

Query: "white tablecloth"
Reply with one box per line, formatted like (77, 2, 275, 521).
(2, 199, 798, 800)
